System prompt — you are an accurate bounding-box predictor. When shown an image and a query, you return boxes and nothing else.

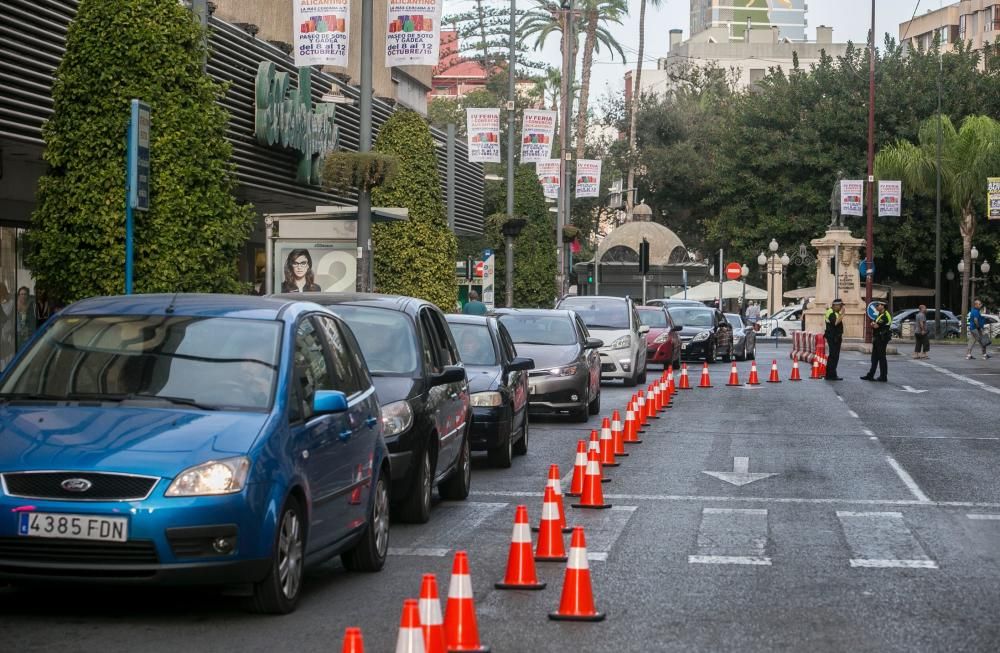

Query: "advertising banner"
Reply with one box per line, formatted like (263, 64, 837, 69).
(294, 0, 350, 68)
(840, 180, 864, 217)
(989, 178, 1000, 220)
(536, 160, 560, 199)
(466, 108, 501, 163)
(274, 241, 358, 293)
(385, 0, 442, 67)
(575, 159, 602, 198)
(878, 180, 901, 217)
(520, 109, 557, 163)
(481, 249, 496, 309)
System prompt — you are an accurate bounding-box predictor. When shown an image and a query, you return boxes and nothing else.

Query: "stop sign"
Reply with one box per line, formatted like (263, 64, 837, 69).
(725, 262, 743, 280)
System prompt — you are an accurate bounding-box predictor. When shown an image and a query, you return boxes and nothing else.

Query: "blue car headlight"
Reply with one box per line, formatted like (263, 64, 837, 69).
(165, 456, 250, 497)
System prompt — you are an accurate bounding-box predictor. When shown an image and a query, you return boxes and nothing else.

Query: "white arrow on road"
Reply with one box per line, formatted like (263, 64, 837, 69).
(899, 385, 928, 394)
(702, 457, 778, 487)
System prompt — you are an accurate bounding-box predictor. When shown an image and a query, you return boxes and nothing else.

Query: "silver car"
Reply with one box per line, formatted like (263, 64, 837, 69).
(556, 296, 649, 387)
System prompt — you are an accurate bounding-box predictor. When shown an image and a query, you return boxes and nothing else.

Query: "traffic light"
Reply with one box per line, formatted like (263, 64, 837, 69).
(465, 256, 474, 281)
(639, 239, 650, 276)
(586, 262, 595, 284)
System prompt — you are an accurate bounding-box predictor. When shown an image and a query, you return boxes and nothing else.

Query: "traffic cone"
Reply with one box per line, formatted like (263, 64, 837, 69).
(571, 450, 612, 509)
(818, 356, 827, 378)
(679, 363, 692, 389)
(548, 527, 606, 622)
(419, 574, 447, 653)
(611, 409, 628, 457)
(667, 368, 676, 396)
(623, 404, 642, 444)
(535, 487, 569, 562)
(810, 358, 821, 379)
(599, 417, 618, 467)
(645, 385, 658, 420)
(587, 430, 611, 483)
(395, 599, 426, 653)
(496, 505, 546, 588)
(726, 361, 741, 386)
(698, 362, 713, 388)
(649, 382, 661, 414)
(567, 440, 587, 497)
(789, 359, 802, 381)
(534, 464, 571, 533)
(660, 374, 672, 406)
(767, 360, 781, 383)
(342, 627, 365, 653)
(635, 392, 647, 430)
(443, 551, 489, 653)
(747, 361, 761, 385)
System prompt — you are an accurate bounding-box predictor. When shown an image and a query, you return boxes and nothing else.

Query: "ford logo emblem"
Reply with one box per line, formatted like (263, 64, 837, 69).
(61, 478, 93, 493)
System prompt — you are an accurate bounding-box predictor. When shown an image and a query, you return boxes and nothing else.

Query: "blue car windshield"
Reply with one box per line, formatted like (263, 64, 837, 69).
(0, 315, 282, 411)
(449, 323, 497, 366)
(328, 305, 419, 376)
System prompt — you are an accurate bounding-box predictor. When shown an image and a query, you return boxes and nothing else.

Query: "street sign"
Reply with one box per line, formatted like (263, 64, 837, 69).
(481, 249, 495, 309)
(128, 100, 150, 212)
(866, 302, 880, 320)
(725, 262, 742, 280)
(859, 259, 875, 278)
(474, 260, 484, 277)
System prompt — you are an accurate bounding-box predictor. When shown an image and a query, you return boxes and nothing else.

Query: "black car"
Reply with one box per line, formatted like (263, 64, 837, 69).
(668, 305, 734, 363)
(275, 293, 471, 524)
(446, 315, 534, 468)
(494, 308, 602, 422)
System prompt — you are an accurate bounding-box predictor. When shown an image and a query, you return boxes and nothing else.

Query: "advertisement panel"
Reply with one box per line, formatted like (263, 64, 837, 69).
(536, 160, 560, 199)
(385, 0, 442, 67)
(466, 108, 500, 163)
(575, 159, 602, 198)
(878, 180, 901, 217)
(294, 0, 350, 68)
(520, 109, 557, 163)
(274, 241, 358, 294)
(840, 180, 864, 217)
(989, 177, 1000, 220)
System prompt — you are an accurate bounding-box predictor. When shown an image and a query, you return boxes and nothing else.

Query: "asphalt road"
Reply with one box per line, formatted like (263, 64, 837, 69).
(2, 344, 999, 652)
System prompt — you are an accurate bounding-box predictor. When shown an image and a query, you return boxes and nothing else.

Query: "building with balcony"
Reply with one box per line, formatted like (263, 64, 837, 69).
(899, 1, 1000, 55)
(690, 0, 808, 42)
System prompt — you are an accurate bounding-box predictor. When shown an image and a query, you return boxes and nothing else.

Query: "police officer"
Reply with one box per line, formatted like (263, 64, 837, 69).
(824, 298, 844, 380)
(861, 300, 892, 382)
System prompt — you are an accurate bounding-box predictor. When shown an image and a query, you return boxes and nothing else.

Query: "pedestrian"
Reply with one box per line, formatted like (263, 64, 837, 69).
(746, 301, 760, 328)
(913, 304, 930, 359)
(966, 299, 991, 360)
(861, 300, 892, 382)
(824, 298, 844, 380)
(463, 290, 487, 316)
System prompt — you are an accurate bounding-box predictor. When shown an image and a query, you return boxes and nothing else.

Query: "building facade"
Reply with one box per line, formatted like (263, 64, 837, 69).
(899, 1, 999, 55)
(690, 0, 808, 42)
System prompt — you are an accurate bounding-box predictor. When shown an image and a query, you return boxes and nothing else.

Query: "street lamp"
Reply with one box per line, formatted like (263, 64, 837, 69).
(758, 241, 785, 317)
(740, 263, 750, 317)
(501, 218, 527, 308)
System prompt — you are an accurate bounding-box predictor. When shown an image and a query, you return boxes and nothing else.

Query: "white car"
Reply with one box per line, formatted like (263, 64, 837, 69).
(557, 295, 649, 387)
(760, 304, 807, 337)
(982, 314, 1000, 338)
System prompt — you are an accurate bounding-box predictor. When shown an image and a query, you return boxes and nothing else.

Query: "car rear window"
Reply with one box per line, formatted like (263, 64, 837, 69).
(558, 298, 629, 329)
(637, 308, 668, 328)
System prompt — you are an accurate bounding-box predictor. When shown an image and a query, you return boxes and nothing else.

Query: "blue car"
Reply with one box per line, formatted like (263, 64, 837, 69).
(0, 294, 389, 614)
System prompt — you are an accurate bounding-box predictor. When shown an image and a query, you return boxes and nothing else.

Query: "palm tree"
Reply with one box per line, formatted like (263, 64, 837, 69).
(626, 0, 664, 217)
(875, 114, 1000, 334)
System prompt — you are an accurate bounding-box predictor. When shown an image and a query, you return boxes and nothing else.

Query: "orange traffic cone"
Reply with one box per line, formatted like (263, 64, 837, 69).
(818, 356, 827, 378)
(611, 409, 628, 457)
(496, 505, 546, 589)
(342, 627, 365, 653)
(535, 487, 568, 562)
(623, 404, 642, 444)
(543, 463, 571, 532)
(667, 368, 676, 396)
(548, 527, 606, 622)
(660, 374, 672, 406)
(810, 358, 821, 379)
(789, 359, 802, 381)
(419, 574, 447, 653)
(567, 440, 587, 497)
(572, 450, 612, 509)
(698, 362, 713, 388)
(396, 599, 426, 653)
(635, 392, 647, 430)
(747, 361, 761, 385)
(599, 418, 619, 467)
(644, 385, 657, 420)
(679, 363, 692, 389)
(767, 360, 781, 383)
(443, 552, 489, 653)
(587, 430, 611, 483)
(726, 361, 741, 386)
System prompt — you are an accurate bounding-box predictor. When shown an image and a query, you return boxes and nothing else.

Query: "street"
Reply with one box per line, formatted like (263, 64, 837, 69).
(3, 344, 999, 652)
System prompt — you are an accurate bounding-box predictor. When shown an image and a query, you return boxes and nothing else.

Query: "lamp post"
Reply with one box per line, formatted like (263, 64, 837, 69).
(946, 269, 955, 312)
(959, 246, 983, 333)
(740, 264, 750, 318)
(556, 0, 576, 300)
(758, 238, 783, 317)
(502, 218, 527, 308)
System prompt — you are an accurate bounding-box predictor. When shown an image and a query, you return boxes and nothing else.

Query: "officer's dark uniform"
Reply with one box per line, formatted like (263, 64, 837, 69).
(862, 305, 892, 382)
(824, 303, 844, 380)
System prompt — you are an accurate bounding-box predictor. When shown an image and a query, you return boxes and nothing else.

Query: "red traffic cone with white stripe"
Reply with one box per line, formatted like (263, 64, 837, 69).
(818, 356, 828, 377)
(418, 574, 447, 653)
(548, 527, 606, 622)
(496, 505, 546, 588)
(767, 359, 781, 383)
(634, 392, 646, 430)
(651, 381, 663, 414)
(698, 362, 713, 388)
(659, 374, 671, 407)
(587, 430, 611, 483)
(623, 403, 642, 444)
(645, 385, 658, 419)
(599, 418, 619, 467)
(678, 363, 692, 389)
(535, 487, 569, 562)
(789, 359, 802, 381)
(342, 627, 365, 653)
(534, 463, 571, 532)
(747, 361, 761, 385)
(572, 450, 612, 510)
(810, 358, 821, 379)
(611, 409, 628, 456)
(726, 361, 741, 386)
(444, 551, 489, 653)
(567, 440, 587, 497)
(395, 599, 426, 653)
(667, 368, 676, 396)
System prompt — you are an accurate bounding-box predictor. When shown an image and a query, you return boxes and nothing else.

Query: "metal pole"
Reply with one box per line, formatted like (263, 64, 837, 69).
(357, 0, 374, 292)
(864, 0, 876, 343)
(446, 123, 456, 231)
(718, 249, 723, 310)
(264, 216, 274, 294)
(556, 2, 575, 300)
(934, 46, 943, 338)
(834, 242, 840, 300)
(642, 274, 647, 305)
(507, 0, 516, 225)
(505, 235, 514, 307)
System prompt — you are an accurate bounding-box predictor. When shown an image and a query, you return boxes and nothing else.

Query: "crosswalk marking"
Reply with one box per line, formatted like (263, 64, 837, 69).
(967, 513, 1000, 520)
(388, 547, 450, 557)
(569, 505, 636, 563)
(689, 507, 771, 566)
(837, 511, 938, 569)
(390, 501, 508, 556)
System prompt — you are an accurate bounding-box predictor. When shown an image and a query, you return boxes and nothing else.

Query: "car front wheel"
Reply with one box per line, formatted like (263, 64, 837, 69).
(247, 496, 305, 614)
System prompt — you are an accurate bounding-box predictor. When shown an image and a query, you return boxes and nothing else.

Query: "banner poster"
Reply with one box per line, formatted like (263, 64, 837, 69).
(466, 108, 501, 163)
(575, 159, 602, 198)
(520, 109, 557, 163)
(840, 180, 864, 217)
(988, 178, 1000, 220)
(385, 0, 442, 67)
(536, 160, 560, 199)
(274, 241, 358, 294)
(878, 180, 901, 217)
(294, 0, 351, 68)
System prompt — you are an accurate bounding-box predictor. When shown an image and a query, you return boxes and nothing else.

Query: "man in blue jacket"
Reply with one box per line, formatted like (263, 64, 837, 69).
(966, 299, 991, 360)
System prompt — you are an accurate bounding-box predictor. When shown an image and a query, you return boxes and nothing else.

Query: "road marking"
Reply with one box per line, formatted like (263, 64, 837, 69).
(837, 511, 938, 570)
(884, 455, 931, 503)
(869, 436, 878, 441)
(689, 507, 771, 566)
(863, 429, 875, 437)
(967, 513, 1000, 520)
(569, 505, 636, 561)
(916, 360, 1000, 396)
(702, 456, 778, 487)
(900, 385, 928, 394)
(848, 410, 859, 419)
(389, 547, 450, 557)
(587, 552, 609, 562)
(837, 395, 844, 402)
(393, 501, 507, 553)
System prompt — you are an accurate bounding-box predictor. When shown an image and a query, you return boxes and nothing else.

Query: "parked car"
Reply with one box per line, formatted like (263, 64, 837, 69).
(982, 314, 1000, 339)
(278, 293, 471, 525)
(637, 305, 682, 369)
(891, 308, 961, 339)
(0, 294, 390, 614)
(555, 296, 649, 387)
(445, 315, 533, 468)
(726, 313, 756, 361)
(494, 309, 602, 422)
(668, 305, 734, 363)
(646, 298, 704, 309)
(759, 303, 807, 337)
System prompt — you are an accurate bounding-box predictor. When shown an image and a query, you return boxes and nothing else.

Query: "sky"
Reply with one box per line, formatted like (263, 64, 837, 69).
(443, 0, 935, 98)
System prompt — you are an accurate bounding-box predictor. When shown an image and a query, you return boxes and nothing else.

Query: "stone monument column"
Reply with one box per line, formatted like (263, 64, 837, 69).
(804, 228, 867, 339)
(766, 256, 784, 317)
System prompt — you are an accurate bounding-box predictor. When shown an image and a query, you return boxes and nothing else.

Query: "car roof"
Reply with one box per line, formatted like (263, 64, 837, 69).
(560, 295, 627, 303)
(446, 314, 494, 326)
(61, 293, 303, 321)
(492, 308, 575, 318)
(652, 299, 702, 305)
(637, 305, 666, 311)
(270, 292, 431, 314)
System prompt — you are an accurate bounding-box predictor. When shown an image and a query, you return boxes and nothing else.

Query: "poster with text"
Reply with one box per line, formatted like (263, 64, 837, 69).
(274, 241, 358, 294)
(385, 0, 442, 67)
(878, 180, 901, 217)
(840, 180, 864, 217)
(294, 0, 350, 68)
(989, 178, 1000, 220)
(536, 160, 560, 199)
(520, 109, 557, 163)
(466, 108, 500, 163)
(575, 159, 602, 198)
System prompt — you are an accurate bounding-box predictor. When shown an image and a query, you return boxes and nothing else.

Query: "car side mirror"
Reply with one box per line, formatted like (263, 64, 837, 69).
(671, 325, 683, 332)
(431, 365, 466, 386)
(638, 325, 650, 334)
(506, 356, 534, 372)
(584, 337, 604, 349)
(313, 389, 349, 414)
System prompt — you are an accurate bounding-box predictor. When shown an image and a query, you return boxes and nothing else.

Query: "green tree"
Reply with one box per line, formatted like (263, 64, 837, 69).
(28, 0, 255, 301)
(625, 0, 665, 216)
(371, 110, 458, 310)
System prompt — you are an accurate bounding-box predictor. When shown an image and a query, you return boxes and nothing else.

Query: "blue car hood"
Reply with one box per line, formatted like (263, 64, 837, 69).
(0, 405, 269, 478)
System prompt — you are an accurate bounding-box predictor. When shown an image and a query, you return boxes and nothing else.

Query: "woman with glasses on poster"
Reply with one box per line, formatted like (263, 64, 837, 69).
(281, 249, 322, 293)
